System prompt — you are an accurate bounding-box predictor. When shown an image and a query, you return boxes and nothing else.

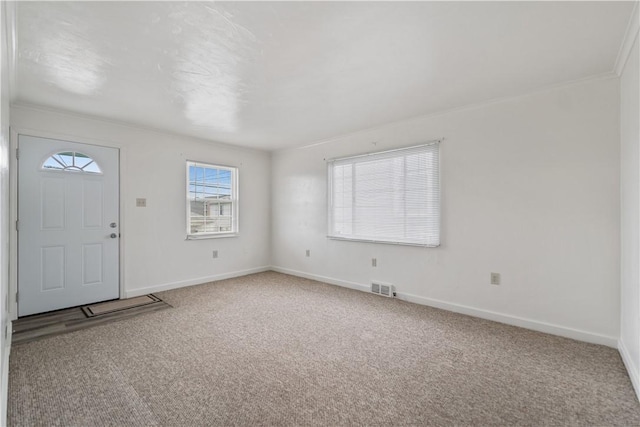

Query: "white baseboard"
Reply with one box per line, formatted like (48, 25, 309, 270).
(270, 266, 618, 348)
(124, 265, 619, 349)
(619, 338, 640, 401)
(123, 266, 271, 298)
(396, 291, 617, 347)
(1, 320, 11, 426)
(270, 266, 370, 293)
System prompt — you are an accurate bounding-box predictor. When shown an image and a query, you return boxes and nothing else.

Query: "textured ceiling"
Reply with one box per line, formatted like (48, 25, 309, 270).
(14, 1, 634, 150)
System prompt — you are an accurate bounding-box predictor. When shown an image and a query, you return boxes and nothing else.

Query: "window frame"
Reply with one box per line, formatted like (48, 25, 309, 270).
(41, 151, 102, 174)
(185, 160, 239, 240)
(326, 141, 441, 247)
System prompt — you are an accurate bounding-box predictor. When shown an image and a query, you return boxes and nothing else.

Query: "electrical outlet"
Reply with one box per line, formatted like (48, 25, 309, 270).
(306, 249, 310, 257)
(212, 250, 218, 259)
(491, 272, 500, 285)
(372, 258, 377, 267)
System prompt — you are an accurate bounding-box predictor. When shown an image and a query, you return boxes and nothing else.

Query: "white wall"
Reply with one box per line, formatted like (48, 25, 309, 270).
(620, 27, 640, 396)
(10, 105, 271, 301)
(0, 2, 10, 423)
(272, 77, 621, 346)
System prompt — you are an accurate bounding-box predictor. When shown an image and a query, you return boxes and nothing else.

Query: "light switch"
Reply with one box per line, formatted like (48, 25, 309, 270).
(136, 198, 147, 207)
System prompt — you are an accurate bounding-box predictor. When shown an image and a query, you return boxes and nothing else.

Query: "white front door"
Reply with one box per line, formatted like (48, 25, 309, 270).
(18, 135, 120, 317)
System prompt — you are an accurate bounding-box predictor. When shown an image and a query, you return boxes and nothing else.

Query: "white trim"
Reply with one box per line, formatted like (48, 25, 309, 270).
(9, 129, 18, 320)
(326, 236, 439, 248)
(276, 72, 618, 153)
(10, 128, 127, 319)
(615, 2, 640, 77)
(1, 321, 11, 425)
(11, 102, 265, 155)
(396, 291, 617, 348)
(270, 266, 370, 293)
(124, 266, 271, 298)
(12, 72, 618, 155)
(4, 0, 16, 103)
(185, 160, 239, 239)
(185, 233, 239, 241)
(327, 142, 441, 248)
(618, 338, 640, 401)
(325, 139, 442, 163)
(0, 328, 9, 426)
(270, 266, 618, 348)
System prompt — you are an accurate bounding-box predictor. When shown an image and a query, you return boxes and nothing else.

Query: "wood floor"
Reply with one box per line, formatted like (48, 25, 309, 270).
(12, 296, 171, 345)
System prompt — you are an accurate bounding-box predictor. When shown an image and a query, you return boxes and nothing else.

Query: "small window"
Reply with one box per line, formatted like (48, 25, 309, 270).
(186, 161, 238, 238)
(327, 142, 440, 247)
(42, 152, 101, 174)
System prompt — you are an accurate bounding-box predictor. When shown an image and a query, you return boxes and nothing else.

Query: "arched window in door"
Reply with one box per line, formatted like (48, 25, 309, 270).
(42, 152, 102, 174)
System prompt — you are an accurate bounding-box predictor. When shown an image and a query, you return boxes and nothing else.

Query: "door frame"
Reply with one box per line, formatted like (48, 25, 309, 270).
(10, 127, 127, 320)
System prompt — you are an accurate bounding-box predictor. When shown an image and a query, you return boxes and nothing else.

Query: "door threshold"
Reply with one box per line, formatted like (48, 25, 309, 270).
(12, 295, 171, 345)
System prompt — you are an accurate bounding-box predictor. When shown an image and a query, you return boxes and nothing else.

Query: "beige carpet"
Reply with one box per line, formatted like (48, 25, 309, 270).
(8, 271, 640, 426)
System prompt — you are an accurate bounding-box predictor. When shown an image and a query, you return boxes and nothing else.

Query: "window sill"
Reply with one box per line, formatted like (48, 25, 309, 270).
(186, 232, 239, 241)
(327, 235, 439, 248)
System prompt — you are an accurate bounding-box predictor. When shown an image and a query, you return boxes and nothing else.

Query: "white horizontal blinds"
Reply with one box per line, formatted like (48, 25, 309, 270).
(328, 143, 440, 246)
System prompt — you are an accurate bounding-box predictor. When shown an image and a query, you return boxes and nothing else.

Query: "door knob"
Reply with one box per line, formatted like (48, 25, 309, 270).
(110, 233, 117, 239)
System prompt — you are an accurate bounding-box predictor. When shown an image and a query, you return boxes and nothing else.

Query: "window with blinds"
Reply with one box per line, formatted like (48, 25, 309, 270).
(327, 142, 440, 247)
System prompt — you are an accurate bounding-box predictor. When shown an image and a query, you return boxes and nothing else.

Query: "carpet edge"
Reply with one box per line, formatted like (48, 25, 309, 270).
(123, 266, 272, 298)
(619, 338, 640, 402)
(271, 265, 618, 348)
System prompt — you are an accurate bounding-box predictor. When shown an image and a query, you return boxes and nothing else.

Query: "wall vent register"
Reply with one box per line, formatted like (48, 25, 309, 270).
(371, 282, 396, 297)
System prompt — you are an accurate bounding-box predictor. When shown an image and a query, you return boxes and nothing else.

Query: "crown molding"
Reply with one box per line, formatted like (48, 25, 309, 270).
(10, 102, 268, 154)
(280, 72, 617, 153)
(614, 1, 639, 76)
(3, 1, 17, 103)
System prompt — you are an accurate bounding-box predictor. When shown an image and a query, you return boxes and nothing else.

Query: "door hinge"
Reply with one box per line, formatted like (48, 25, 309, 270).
(15, 220, 18, 231)
(15, 148, 19, 160)
(15, 292, 18, 303)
